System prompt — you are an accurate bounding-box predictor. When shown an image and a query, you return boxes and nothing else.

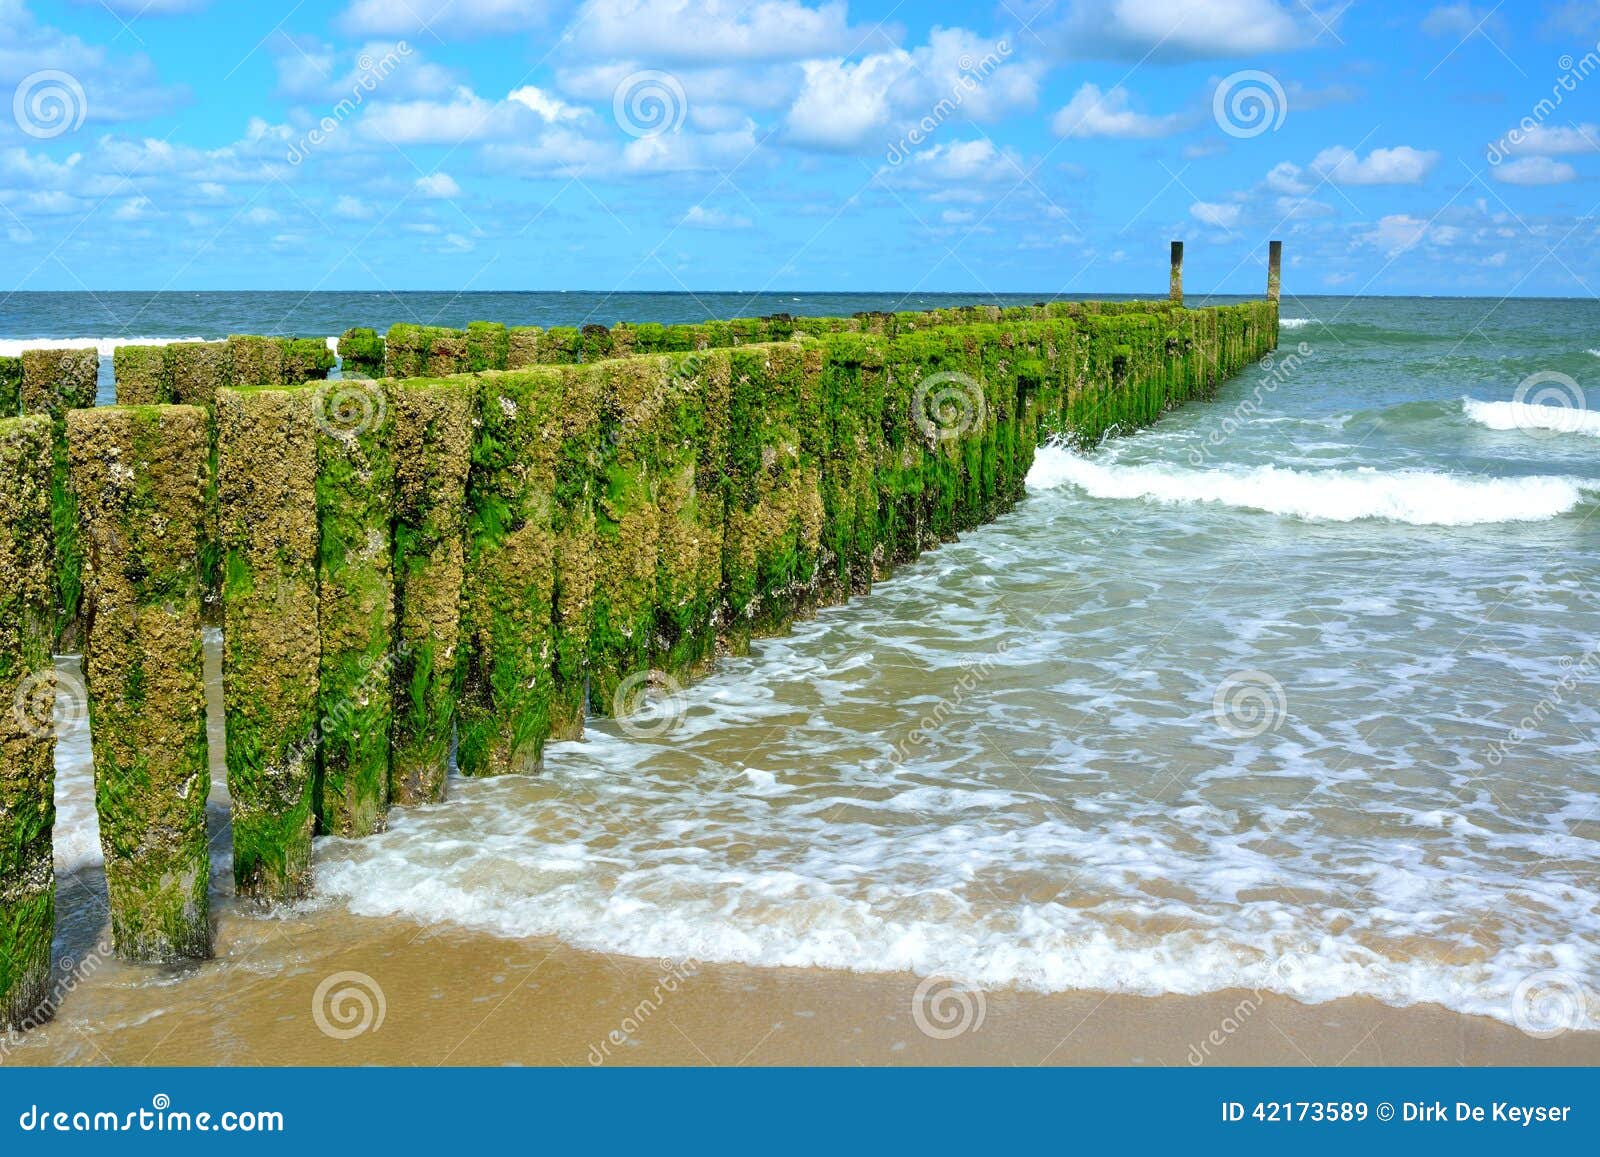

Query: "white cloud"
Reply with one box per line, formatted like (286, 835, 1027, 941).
(1049, 0, 1331, 61)
(875, 138, 1027, 188)
(1491, 156, 1578, 185)
(1363, 213, 1430, 255)
(507, 86, 589, 124)
(415, 172, 461, 198)
(1189, 200, 1241, 228)
(1051, 83, 1180, 139)
(681, 204, 752, 229)
(0, 1, 187, 124)
(332, 194, 374, 219)
(360, 87, 528, 144)
(786, 51, 913, 149)
(570, 0, 855, 62)
(1311, 145, 1438, 185)
(1264, 160, 1309, 194)
(785, 28, 1039, 151)
(338, 0, 550, 37)
(274, 39, 453, 103)
(1498, 123, 1600, 156)
(1420, 4, 1495, 36)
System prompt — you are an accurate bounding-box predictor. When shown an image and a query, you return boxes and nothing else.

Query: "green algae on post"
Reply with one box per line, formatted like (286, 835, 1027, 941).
(112, 345, 172, 406)
(284, 338, 336, 383)
(389, 378, 474, 805)
(588, 357, 663, 712)
(460, 366, 597, 774)
(0, 415, 56, 1028)
(67, 405, 210, 962)
(0, 357, 22, 417)
(166, 342, 232, 408)
(226, 335, 287, 387)
(20, 347, 98, 652)
(652, 350, 730, 680)
(312, 379, 394, 837)
(216, 386, 320, 903)
(336, 329, 385, 380)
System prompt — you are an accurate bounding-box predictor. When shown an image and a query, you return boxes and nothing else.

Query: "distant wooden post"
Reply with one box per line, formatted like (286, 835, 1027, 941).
(1267, 240, 1282, 301)
(1169, 241, 1184, 302)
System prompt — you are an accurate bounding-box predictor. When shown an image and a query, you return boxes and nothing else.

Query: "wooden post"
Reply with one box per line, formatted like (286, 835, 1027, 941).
(1268, 240, 1282, 301)
(68, 405, 211, 961)
(216, 386, 320, 904)
(1, 415, 56, 1025)
(1169, 241, 1184, 302)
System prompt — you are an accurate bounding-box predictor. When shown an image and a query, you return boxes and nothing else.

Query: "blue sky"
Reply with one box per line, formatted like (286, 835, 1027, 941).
(1, 0, 1598, 294)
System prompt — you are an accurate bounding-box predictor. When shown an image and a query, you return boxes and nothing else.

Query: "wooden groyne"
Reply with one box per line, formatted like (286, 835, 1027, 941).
(1, 247, 1281, 1028)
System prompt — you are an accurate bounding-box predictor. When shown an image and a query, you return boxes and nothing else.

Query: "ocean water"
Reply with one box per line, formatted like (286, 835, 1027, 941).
(17, 293, 1600, 1031)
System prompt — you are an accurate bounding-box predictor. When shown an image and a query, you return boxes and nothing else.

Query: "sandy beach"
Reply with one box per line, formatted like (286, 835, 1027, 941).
(4, 871, 1595, 1068)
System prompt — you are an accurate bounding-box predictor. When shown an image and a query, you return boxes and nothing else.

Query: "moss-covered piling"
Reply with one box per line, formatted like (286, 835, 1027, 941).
(216, 386, 320, 903)
(313, 379, 394, 837)
(0, 416, 56, 1027)
(389, 379, 473, 804)
(336, 329, 385, 380)
(0, 357, 22, 417)
(67, 405, 210, 961)
(460, 365, 599, 772)
(21, 347, 98, 652)
(112, 345, 172, 406)
(226, 335, 286, 388)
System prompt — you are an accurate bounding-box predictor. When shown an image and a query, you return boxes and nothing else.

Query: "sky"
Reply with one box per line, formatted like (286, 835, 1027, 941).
(1, 0, 1598, 295)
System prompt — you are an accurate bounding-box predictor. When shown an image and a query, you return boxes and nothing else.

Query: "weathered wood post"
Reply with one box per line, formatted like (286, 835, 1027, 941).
(112, 345, 172, 406)
(1170, 241, 1184, 302)
(459, 366, 599, 774)
(388, 379, 473, 806)
(68, 405, 211, 961)
(1267, 239, 1282, 302)
(21, 348, 98, 651)
(1, 415, 57, 1027)
(312, 379, 394, 837)
(216, 386, 320, 902)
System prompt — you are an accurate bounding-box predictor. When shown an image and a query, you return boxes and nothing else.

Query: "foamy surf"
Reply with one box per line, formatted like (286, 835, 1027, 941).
(1279, 317, 1312, 328)
(1025, 444, 1592, 525)
(0, 336, 209, 357)
(1464, 398, 1600, 438)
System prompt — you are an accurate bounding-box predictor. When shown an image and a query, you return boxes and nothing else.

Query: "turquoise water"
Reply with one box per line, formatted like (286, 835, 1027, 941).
(24, 294, 1600, 1031)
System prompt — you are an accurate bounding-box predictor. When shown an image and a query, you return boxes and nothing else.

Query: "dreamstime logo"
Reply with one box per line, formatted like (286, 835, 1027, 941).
(1186, 341, 1315, 467)
(885, 39, 1012, 164)
(1211, 670, 1287, 738)
(1510, 970, 1589, 1038)
(1186, 950, 1308, 1065)
(1509, 370, 1587, 436)
(911, 975, 986, 1040)
(1486, 41, 1600, 164)
(286, 43, 411, 164)
(12, 667, 87, 741)
(911, 371, 985, 444)
(12, 70, 87, 140)
(311, 971, 386, 1040)
(612, 669, 685, 739)
(1212, 70, 1287, 139)
(612, 70, 687, 139)
(314, 380, 387, 440)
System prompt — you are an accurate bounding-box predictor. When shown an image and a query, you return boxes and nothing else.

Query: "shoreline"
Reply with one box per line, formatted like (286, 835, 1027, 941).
(6, 889, 1595, 1068)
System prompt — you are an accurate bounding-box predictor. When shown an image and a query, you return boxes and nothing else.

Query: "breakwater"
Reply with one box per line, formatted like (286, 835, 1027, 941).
(1, 253, 1279, 1027)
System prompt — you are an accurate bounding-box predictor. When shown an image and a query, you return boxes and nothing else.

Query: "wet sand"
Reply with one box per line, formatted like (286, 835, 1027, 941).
(4, 872, 1596, 1068)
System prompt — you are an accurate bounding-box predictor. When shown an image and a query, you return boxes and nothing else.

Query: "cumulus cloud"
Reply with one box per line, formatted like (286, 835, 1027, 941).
(415, 172, 461, 198)
(338, 0, 550, 37)
(1189, 200, 1241, 228)
(1311, 145, 1438, 185)
(681, 205, 753, 229)
(785, 28, 1038, 151)
(1496, 123, 1600, 156)
(570, 0, 856, 62)
(1051, 83, 1180, 138)
(1491, 156, 1578, 185)
(1046, 0, 1333, 61)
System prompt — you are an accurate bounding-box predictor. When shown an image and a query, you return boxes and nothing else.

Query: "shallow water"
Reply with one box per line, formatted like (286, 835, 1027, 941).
(25, 294, 1600, 1040)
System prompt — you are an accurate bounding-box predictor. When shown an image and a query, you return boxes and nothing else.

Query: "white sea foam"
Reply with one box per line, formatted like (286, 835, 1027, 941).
(1025, 444, 1592, 525)
(0, 336, 209, 357)
(1279, 317, 1311, 329)
(1587, 348, 1600, 358)
(1463, 397, 1600, 438)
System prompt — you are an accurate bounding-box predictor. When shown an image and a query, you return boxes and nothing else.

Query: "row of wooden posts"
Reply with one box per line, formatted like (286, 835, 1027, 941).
(1, 247, 1284, 1031)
